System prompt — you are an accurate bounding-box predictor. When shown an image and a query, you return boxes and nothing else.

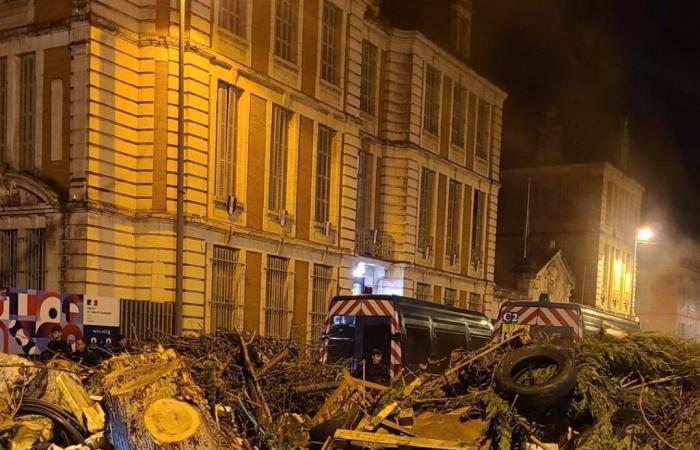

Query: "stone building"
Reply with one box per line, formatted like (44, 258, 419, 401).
(0, 0, 505, 341)
(496, 162, 643, 318)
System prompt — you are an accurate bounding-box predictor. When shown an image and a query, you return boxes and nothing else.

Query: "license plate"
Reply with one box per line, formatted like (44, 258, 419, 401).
(502, 323, 531, 336)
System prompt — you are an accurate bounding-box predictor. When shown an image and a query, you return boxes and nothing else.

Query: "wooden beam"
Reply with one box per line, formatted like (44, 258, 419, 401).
(333, 429, 479, 449)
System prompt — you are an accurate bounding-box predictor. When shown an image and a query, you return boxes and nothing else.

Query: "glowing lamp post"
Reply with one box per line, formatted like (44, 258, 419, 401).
(632, 226, 654, 317)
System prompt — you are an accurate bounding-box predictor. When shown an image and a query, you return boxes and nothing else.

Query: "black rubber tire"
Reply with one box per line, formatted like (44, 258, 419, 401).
(495, 344, 577, 408)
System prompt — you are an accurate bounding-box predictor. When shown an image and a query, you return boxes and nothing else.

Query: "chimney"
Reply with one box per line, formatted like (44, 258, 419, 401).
(618, 117, 630, 171)
(537, 108, 564, 165)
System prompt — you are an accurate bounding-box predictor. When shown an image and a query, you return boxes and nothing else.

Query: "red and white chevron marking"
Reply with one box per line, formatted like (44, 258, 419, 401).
(320, 298, 401, 375)
(494, 305, 582, 339)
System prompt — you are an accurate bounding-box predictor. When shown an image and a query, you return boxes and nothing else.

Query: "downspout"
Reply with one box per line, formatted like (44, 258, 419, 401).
(174, 0, 185, 336)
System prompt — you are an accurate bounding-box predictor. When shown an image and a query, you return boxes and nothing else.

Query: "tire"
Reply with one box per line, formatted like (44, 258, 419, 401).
(495, 344, 576, 408)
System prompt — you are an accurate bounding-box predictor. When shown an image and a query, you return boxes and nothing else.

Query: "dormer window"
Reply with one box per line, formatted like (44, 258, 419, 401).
(450, 5, 471, 58)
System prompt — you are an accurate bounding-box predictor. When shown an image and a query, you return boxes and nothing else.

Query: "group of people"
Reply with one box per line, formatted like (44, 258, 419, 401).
(43, 324, 131, 367)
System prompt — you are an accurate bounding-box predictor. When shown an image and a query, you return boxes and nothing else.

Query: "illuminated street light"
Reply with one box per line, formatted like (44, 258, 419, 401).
(637, 227, 654, 242)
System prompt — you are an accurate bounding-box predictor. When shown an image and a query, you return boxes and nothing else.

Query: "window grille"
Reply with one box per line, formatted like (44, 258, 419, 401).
(210, 246, 243, 331)
(310, 264, 334, 342)
(215, 82, 237, 202)
(120, 299, 174, 341)
(269, 105, 291, 210)
(444, 288, 457, 306)
(423, 65, 441, 135)
(418, 168, 435, 254)
(320, 1, 342, 85)
(219, 0, 246, 37)
(468, 293, 483, 313)
(446, 180, 462, 259)
(415, 283, 432, 302)
(451, 85, 467, 148)
(360, 41, 377, 114)
(264, 256, 292, 339)
(356, 147, 374, 232)
(274, 0, 299, 63)
(19, 53, 35, 171)
(0, 229, 17, 288)
(0, 57, 7, 163)
(471, 190, 485, 267)
(1, 229, 46, 290)
(315, 126, 334, 223)
(475, 99, 491, 159)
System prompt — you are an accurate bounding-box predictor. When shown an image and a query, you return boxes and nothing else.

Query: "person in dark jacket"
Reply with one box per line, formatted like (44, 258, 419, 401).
(43, 324, 70, 360)
(111, 334, 131, 355)
(71, 338, 101, 367)
(355, 348, 390, 385)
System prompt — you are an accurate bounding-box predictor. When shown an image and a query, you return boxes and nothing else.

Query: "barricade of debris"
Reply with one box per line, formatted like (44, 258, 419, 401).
(2, 330, 700, 449)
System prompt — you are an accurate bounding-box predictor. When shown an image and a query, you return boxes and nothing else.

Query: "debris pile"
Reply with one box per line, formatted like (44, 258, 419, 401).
(2, 330, 700, 449)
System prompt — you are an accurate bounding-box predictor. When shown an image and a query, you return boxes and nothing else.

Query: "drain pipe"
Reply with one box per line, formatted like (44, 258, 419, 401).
(174, 0, 185, 336)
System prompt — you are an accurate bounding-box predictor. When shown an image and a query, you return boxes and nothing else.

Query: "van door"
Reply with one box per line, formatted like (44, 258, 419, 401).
(402, 315, 432, 371)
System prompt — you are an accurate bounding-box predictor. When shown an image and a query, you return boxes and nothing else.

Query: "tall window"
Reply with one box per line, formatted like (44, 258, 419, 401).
(418, 168, 435, 255)
(265, 256, 292, 338)
(423, 65, 441, 135)
(320, 1, 342, 85)
(446, 180, 462, 260)
(0, 57, 7, 163)
(311, 264, 334, 342)
(219, 0, 247, 37)
(468, 293, 483, 312)
(210, 246, 242, 331)
(415, 282, 432, 302)
(444, 288, 457, 306)
(215, 82, 237, 202)
(19, 53, 35, 171)
(356, 147, 374, 231)
(269, 106, 291, 210)
(475, 99, 491, 160)
(0, 229, 17, 287)
(315, 126, 334, 223)
(274, 0, 299, 64)
(451, 85, 467, 148)
(360, 41, 378, 114)
(471, 190, 485, 268)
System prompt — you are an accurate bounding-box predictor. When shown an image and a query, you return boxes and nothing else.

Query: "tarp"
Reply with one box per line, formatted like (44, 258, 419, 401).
(0, 287, 120, 355)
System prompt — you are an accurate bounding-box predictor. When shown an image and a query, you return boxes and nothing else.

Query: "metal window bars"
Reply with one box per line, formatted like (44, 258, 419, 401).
(310, 264, 335, 343)
(1, 228, 45, 290)
(415, 283, 432, 302)
(0, 229, 18, 288)
(264, 256, 293, 339)
(355, 229, 395, 261)
(210, 246, 244, 331)
(120, 299, 174, 342)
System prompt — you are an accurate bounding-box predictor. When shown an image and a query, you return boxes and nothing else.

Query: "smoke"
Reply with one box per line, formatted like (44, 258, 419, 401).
(471, 0, 699, 235)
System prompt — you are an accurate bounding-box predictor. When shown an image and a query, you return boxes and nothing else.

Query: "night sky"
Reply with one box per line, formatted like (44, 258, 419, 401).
(471, 0, 700, 239)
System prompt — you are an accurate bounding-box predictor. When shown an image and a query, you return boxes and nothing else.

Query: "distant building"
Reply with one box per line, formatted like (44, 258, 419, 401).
(637, 244, 700, 340)
(496, 162, 643, 318)
(0, 0, 505, 342)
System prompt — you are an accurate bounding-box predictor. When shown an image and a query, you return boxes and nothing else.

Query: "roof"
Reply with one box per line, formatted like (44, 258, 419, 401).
(513, 247, 561, 277)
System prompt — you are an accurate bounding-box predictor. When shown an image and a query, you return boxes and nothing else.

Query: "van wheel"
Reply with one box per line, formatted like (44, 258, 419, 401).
(495, 344, 576, 408)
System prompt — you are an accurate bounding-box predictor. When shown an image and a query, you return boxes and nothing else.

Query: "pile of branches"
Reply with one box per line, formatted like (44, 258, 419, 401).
(142, 331, 346, 448)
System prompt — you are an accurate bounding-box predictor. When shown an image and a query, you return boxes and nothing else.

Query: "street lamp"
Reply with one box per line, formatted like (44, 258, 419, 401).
(632, 226, 654, 317)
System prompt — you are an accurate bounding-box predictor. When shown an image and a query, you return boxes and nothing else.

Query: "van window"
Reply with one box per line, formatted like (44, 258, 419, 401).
(467, 334, 489, 351)
(404, 324, 431, 366)
(434, 328, 467, 357)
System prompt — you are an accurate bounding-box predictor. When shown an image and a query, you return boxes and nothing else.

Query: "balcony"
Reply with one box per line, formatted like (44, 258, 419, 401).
(356, 229, 395, 261)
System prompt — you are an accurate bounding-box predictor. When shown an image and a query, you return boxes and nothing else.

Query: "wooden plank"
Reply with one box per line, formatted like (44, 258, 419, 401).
(333, 429, 479, 449)
(379, 419, 417, 437)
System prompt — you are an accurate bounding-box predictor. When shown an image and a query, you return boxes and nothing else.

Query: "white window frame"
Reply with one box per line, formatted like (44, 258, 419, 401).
(446, 179, 462, 262)
(315, 125, 334, 223)
(215, 82, 238, 203)
(269, 105, 291, 211)
(451, 84, 467, 148)
(360, 40, 378, 115)
(475, 99, 491, 160)
(423, 65, 441, 135)
(274, 0, 300, 64)
(320, 1, 342, 86)
(219, 0, 247, 37)
(417, 168, 436, 255)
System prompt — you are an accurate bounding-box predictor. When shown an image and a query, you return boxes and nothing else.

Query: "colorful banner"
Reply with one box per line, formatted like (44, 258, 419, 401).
(0, 287, 120, 355)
